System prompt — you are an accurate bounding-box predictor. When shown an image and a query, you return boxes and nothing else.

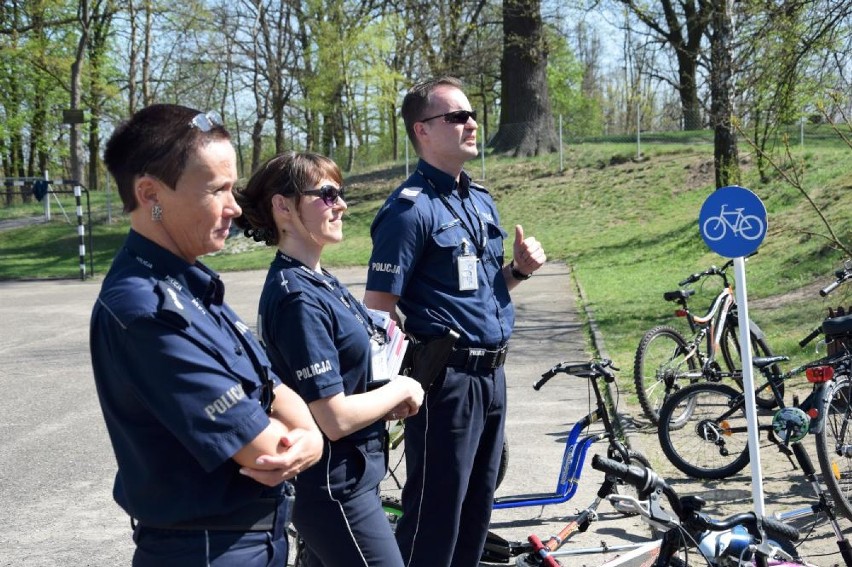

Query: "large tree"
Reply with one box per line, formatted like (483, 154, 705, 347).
(611, 0, 712, 130)
(489, 0, 558, 156)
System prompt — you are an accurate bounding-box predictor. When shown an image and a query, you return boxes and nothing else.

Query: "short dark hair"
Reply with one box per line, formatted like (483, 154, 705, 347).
(103, 104, 230, 213)
(401, 76, 464, 152)
(234, 151, 343, 246)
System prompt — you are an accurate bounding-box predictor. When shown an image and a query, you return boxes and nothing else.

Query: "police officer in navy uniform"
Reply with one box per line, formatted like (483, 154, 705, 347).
(235, 151, 424, 567)
(90, 104, 323, 566)
(364, 77, 547, 566)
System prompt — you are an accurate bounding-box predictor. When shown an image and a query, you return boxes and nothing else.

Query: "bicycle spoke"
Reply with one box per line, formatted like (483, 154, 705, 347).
(658, 383, 750, 479)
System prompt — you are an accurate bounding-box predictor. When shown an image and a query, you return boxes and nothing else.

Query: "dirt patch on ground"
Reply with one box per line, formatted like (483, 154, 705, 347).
(749, 280, 829, 311)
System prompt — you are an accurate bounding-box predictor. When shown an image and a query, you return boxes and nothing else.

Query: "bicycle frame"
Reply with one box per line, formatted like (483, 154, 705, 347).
(679, 283, 736, 376)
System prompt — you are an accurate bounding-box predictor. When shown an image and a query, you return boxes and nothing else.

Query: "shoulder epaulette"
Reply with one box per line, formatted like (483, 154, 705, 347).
(398, 186, 423, 202)
(273, 268, 306, 297)
(155, 280, 191, 329)
(469, 180, 490, 195)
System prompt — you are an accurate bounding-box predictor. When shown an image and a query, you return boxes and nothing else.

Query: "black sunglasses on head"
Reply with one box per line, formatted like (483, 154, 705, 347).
(303, 184, 345, 206)
(419, 109, 477, 125)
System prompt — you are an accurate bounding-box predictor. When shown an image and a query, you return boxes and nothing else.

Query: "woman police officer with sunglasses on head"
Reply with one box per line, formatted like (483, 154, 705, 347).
(90, 104, 323, 566)
(234, 151, 424, 567)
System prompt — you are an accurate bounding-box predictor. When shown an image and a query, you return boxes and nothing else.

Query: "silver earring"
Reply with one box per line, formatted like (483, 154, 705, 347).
(151, 203, 163, 221)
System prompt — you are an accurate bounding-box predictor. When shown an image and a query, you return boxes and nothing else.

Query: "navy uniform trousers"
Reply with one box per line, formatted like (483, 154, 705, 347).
(395, 365, 507, 567)
(294, 436, 404, 567)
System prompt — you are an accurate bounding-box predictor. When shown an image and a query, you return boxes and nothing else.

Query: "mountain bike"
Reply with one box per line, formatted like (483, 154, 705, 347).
(656, 262, 852, 521)
(585, 454, 832, 567)
(577, 415, 852, 567)
(534, 433, 852, 567)
(811, 262, 852, 522)
(634, 255, 781, 425)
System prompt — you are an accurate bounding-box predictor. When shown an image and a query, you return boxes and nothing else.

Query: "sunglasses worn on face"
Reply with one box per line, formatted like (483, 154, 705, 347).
(419, 109, 477, 125)
(189, 111, 224, 132)
(303, 184, 345, 206)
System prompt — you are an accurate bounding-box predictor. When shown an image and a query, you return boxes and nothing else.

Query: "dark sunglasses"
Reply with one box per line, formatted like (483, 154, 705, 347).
(303, 184, 345, 206)
(419, 109, 477, 125)
(189, 111, 223, 132)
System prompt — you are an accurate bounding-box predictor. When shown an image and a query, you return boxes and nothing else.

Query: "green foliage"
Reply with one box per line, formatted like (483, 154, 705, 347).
(545, 25, 602, 137)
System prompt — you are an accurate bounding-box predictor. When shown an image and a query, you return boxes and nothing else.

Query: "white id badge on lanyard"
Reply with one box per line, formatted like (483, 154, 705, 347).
(458, 240, 479, 291)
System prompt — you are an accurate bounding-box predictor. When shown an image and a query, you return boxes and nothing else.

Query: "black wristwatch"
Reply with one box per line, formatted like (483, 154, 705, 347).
(509, 261, 531, 281)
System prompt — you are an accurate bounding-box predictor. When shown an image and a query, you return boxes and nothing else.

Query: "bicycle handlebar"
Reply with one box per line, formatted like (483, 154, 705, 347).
(799, 327, 823, 347)
(534, 359, 618, 390)
(820, 262, 852, 296)
(677, 253, 758, 288)
(590, 455, 799, 543)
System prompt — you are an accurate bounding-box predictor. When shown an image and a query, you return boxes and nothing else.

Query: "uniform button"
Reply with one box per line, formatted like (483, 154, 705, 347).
(235, 345, 243, 355)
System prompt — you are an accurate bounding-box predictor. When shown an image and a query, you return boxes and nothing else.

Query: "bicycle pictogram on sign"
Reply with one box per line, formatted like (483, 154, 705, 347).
(698, 186, 767, 258)
(702, 204, 764, 242)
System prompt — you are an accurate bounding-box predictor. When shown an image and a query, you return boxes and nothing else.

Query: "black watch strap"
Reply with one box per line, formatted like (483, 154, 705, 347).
(509, 261, 531, 281)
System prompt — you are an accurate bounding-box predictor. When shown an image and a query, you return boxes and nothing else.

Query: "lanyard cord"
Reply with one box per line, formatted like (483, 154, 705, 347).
(418, 170, 486, 257)
(276, 251, 379, 339)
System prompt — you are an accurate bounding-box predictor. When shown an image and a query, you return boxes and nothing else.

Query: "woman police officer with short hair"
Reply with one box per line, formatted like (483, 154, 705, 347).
(90, 104, 323, 566)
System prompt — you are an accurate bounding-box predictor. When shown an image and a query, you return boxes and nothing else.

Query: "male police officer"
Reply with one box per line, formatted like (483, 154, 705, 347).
(364, 77, 546, 566)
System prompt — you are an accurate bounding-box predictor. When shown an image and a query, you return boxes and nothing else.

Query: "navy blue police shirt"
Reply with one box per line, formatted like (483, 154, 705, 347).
(258, 251, 384, 444)
(90, 230, 282, 525)
(366, 159, 514, 347)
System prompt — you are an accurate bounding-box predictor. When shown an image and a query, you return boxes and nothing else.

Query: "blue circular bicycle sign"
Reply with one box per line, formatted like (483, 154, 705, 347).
(699, 186, 767, 258)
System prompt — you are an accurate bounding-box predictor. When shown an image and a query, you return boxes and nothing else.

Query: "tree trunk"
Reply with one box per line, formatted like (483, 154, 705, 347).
(676, 52, 703, 130)
(710, 0, 738, 188)
(490, 0, 558, 157)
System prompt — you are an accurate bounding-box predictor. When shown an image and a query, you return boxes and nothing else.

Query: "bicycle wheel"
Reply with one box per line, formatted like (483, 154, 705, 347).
(658, 382, 750, 479)
(720, 323, 783, 409)
(634, 325, 700, 424)
(815, 374, 852, 522)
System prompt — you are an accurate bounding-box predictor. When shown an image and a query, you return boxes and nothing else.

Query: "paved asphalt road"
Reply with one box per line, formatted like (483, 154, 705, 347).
(0, 262, 849, 566)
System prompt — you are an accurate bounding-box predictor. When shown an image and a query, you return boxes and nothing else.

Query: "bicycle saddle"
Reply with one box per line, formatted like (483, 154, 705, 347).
(823, 313, 852, 338)
(663, 289, 696, 302)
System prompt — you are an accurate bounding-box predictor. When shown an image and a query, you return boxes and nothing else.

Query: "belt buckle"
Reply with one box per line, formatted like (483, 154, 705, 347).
(468, 348, 485, 371)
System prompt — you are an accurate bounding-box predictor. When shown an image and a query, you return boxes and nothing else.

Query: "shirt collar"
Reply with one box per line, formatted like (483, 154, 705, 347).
(416, 159, 471, 195)
(125, 230, 224, 307)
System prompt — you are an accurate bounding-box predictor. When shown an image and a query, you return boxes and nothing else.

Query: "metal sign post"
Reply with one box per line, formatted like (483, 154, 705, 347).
(698, 185, 768, 516)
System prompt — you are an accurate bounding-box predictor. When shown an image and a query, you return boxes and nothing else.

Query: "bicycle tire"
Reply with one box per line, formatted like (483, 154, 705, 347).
(720, 323, 783, 409)
(815, 374, 852, 523)
(633, 325, 700, 424)
(497, 434, 509, 490)
(657, 382, 750, 479)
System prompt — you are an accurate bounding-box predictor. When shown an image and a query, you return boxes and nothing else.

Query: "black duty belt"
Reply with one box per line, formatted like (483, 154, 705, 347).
(446, 344, 509, 371)
(137, 497, 279, 532)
